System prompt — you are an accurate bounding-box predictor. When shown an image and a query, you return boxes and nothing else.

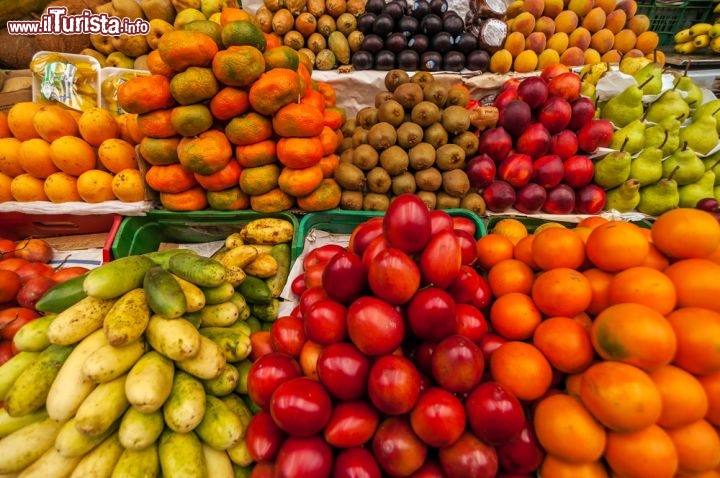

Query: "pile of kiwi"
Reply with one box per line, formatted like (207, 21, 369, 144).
(334, 69, 486, 214)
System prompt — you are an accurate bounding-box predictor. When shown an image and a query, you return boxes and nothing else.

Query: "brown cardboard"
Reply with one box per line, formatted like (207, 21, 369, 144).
(0, 69, 32, 112)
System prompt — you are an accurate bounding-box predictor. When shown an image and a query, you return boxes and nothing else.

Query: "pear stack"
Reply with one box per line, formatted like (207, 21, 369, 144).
(590, 60, 720, 215)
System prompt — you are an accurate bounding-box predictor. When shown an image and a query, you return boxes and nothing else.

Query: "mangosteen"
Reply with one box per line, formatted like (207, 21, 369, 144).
(397, 15, 419, 36)
(385, 32, 408, 54)
(361, 34, 385, 54)
(357, 12, 377, 35)
(383, 0, 406, 20)
(466, 49, 490, 72)
(420, 14, 443, 37)
(429, 0, 448, 15)
(455, 32, 478, 54)
(443, 51, 465, 72)
(365, 0, 385, 14)
(430, 31, 453, 53)
(410, 0, 431, 19)
(352, 50, 375, 70)
(375, 50, 397, 70)
(420, 51, 442, 71)
(373, 13, 395, 37)
(442, 12, 465, 37)
(408, 33, 429, 53)
(397, 49, 420, 71)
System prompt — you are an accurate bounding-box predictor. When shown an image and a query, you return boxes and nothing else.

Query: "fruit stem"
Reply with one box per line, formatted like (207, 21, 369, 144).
(684, 60, 692, 78)
(660, 130, 669, 149)
(620, 137, 630, 152)
(639, 75, 654, 89)
(668, 164, 680, 181)
(682, 141, 689, 152)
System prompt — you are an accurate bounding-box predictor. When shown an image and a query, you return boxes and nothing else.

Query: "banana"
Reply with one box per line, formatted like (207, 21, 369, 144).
(715, 2, 720, 13)
(675, 40, 697, 54)
(710, 23, 720, 38)
(690, 23, 713, 37)
(711, 36, 720, 53)
(695, 34, 711, 48)
(675, 28, 693, 43)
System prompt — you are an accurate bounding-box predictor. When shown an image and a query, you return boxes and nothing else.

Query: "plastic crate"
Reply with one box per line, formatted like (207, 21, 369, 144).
(484, 215, 654, 233)
(110, 210, 299, 260)
(636, 0, 713, 46)
(294, 209, 487, 260)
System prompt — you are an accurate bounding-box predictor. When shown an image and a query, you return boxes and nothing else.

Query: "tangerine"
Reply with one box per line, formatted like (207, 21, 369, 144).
(531, 227, 586, 270)
(531, 267, 592, 317)
(490, 341, 553, 401)
(652, 208, 720, 259)
(585, 221, 649, 271)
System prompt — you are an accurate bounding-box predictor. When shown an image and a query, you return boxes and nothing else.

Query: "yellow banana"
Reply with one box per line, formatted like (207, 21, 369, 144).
(674, 28, 693, 43)
(711, 36, 720, 52)
(690, 23, 713, 37)
(710, 23, 720, 38)
(675, 40, 697, 54)
(695, 34, 711, 48)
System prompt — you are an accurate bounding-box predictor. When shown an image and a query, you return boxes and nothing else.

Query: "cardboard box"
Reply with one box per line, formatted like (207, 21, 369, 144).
(0, 69, 32, 112)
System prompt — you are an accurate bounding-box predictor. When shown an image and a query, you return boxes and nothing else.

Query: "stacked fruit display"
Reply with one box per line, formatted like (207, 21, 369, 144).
(674, 21, 720, 55)
(0, 103, 146, 205)
(334, 69, 488, 213)
(352, 0, 501, 72)
(493, 0, 661, 73)
(117, 15, 346, 213)
(247, 197, 720, 476)
(0, 217, 293, 476)
(472, 64, 611, 214)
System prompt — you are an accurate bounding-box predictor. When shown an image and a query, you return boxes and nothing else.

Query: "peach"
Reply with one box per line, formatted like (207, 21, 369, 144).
(489, 49, 514, 74)
(568, 0, 594, 18)
(569, 27, 592, 50)
(584, 48, 601, 65)
(538, 49, 561, 70)
(535, 16, 556, 38)
(514, 50, 539, 73)
(605, 9, 627, 34)
(646, 49, 666, 66)
(601, 49, 622, 63)
(525, 31, 548, 54)
(616, 0, 638, 17)
(635, 31, 659, 54)
(590, 28, 615, 54)
(523, 0, 545, 18)
(560, 46, 585, 67)
(594, 0, 617, 15)
(512, 11, 537, 36)
(623, 48, 645, 58)
(628, 14, 651, 35)
(507, 0, 525, 19)
(547, 31, 570, 54)
(542, 0, 565, 18)
(554, 10, 579, 34)
(506, 18, 516, 31)
(613, 29, 638, 54)
(504, 31, 527, 58)
(582, 7, 607, 33)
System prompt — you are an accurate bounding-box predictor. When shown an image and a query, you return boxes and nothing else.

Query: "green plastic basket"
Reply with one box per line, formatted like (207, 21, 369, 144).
(294, 208, 487, 260)
(636, 0, 713, 46)
(484, 215, 654, 233)
(111, 209, 300, 261)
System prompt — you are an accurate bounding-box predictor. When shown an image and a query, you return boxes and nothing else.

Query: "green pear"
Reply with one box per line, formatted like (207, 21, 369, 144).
(715, 184, 720, 201)
(646, 89, 691, 124)
(630, 146, 663, 186)
(679, 114, 719, 156)
(679, 170, 716, 207)
(675, 74, 704, 109)
(594, 148, 632, 190)
(581, 81, 597, 103)
(637, 172, 680, 216)
(600, 77, 653, 128)
(580, 62, 610, 86)
(633, 62, 663, 95)
(610, 119, 646, 154)
(691, 99, 720, 125)
(662, 142, 706, 185)
(657, 116, 682, 157)
(619, 56, 652, 75)
(702, 153, 720, 185)
(605, 179, 641, 212)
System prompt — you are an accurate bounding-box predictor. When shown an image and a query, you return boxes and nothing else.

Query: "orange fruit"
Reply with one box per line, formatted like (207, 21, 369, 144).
(487, 258, 534, 297)
(531, 227, 586, 270)
(209, 86, 250, 121)
(531, 267, 592, 317)
(591, 302, 676, 371)
(475, 234, 515, 271)
(220, 7, 254, 25)
(146, 49, 176, 77)
(513, 234, 537, 269)
(667, 419, 720, 475)
(77, 107, 120, 147)
(77, 169, 116, 203)
(117, 74, 175, 115)
(44, 171, 82, 203)
(0, 137, 25, 177)
(248, 68, 304, 116)
(0, 172, 12, 202)
(159, 186, 208, 211)
(323, 108, 344, 130)
(649, 364, 709, 429)
(169, 67, 219, 106)
(6, 102, 42, 140)
(490, 341, 553, 401)
(533, 393, 607, 463)
(317, 82, 337, 108)
(97, 138, 138, 174)
(206, 187, 250, 211)
(157, 30, 219, 72)
(0, 111, 10, 138)
(170, 104, 214, 137)
(585, 221, 649, 272)
(263, 44, 301, 70)
(194, 160, 243, 192)
(492, 218, 528, 245)
(533, 316, 595, 374)
(664, 259, 720, 313)
(49, 137, 97, 176)
(145, 163, 198, 194)
(604, 425, 678, 478)
(706, 242, 720, 264)
(138, 137, 180, 166)
(235, 140, 277, 168)
(17, 138, 58, 178)
(606, 265, 676, 315)
(652, 208, 720, 259)
(300, 89, 327, 114)
(539, 455, 609, 478)
(250, 187, 296, 213)
(490, 292, 542, 340)
(318, 126, 340, 156)
(276, 136, 324, 169)
(116, 113, 144, 145)
(177, 130, 233, 175)
(577, 216, 609, 229)
(10, 174, 48, 201)
(579, 361, 662, 432)
(32, 105, 78, 142)
(112, 168, 145, 202)
(581, 268, 614, 316)
(317, 153, 340, 178)
(699, 372, 720, 427)
(295, 178, 342, 212)
(221, 20, 267, 51)
(278, 164, 324, 197)
(212, 47, 266, 88)
(667, 307, 720, 375)
(272, 102, 325, 138)
(225, 112, 274, 146)
(136, 108, 177, 139)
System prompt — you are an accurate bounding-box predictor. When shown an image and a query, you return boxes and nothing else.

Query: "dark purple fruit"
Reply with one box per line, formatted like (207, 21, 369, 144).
(352, 50, 374, 70)
(420, 14, 443, 37)
(397, 15, 419, 36)
(408, 34, 429, 53)
(443, 51, 465, 72)
(466, 49, 490, 71)
(357, 12, 377, 35)
(429, 0, 448, 15)
(420, 51, 442, 71)
(397, 49, 420, 71)
(361, 34, 385, 54)
(375, 50, 397, 70)
(385, 32, 408, 53)
(430, 31, 453, 53)
(411, 0, 431, 19)
(373, 13, 395, 37)
(383, 0, 406, 20)
(455, 32, 478, 54)
(442, 12, 464, 37)
(365, 0, 385, 14)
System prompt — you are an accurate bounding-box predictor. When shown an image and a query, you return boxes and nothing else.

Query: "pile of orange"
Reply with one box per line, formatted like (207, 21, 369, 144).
(117, 8, 345, 212)
(0, 103, 145, 204)
(476, 209, 720, 478)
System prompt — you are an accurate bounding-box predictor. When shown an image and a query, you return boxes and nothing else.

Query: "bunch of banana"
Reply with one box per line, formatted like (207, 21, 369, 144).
(674, 21, 720, 54)
(0, 217, 294, 478)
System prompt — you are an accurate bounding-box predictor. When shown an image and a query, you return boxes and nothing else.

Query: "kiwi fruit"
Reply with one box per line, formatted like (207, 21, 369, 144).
(442, 169, 470, 197)
(393, 82, 424, 109)
(436, 191, 461, 209)
(366, 122, 397, 150)
(375, 91, 394, 108)
(435, 143, 466, 170)
(366, 167, 392, 193)
(410, 101, 441, 127)
(356, 107, 379, 129)
(452, 131, 479, 156)
(353, 128, 370, 147)
(334, 162, 366, 190)
(339, 138, 354, 154)
(377, 99, 406, 127)
(414, 167, 442, 191)
(364, 193, 390, 211)
(410, 71, 435, 88)
(384, 69, 411, 92)
(460, 192, 486, 216)
(341, 118, 357, 137)
(391, 171, 417, 195)
(416, 190, 437, 210)
(340, 147, 354, 163)
(423, 81, 449, 108)
(396, 122, 424, 149)
(441, 105, 471, 135)
(423, 122, 448, 149)
(408, 142, 436, 170)
(352, 143, 380, 170)
(341, 190, 364, 210)
(446, 86, 470, 108)
(379, 145, 409, 176)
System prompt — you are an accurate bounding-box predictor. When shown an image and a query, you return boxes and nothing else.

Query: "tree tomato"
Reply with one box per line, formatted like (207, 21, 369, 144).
(465, 381, 526, 446)
(317, 342, 371, 401)
(269, 377, 332, 437)
(372, 416, 428, 477)
(455, 230, 478, 265)
(408, 460, 445, 478)
(347, 296, 404, 356)
(497, 421, 545, 474)
(407, 287, 457, 341)
(275, 435, 334, 478)
(304, 244, 345, 270)
(452, 217, 477, 237)
(431, 335, 485, 394)
(250, 461, 275, 478)
(383, 194, 432, 254)
(0, 341, 14, 366)
(247, 351, 302, 410)
(0, 258, 28, 272)
(290, 273, 307, 297)
(249, 330, 274, 361)
(368, 248, 420, 305)
(361, 235, 389, 270)
(368, 355, 421, 416)
(480, 333, 508, 361)
(245, 410, 287, 462)
(323, 400, 379, 448)
(50, 266, 89, 283)
(438, 431, 499, 478)
(304, 264, 326, 289)
(299, 340, 323, 380)
(455, 303, 489, 344)
(0, 270, 21, 304)
(411, 341, 436, 376)
(0, 238, 16, 258)
(0, 307, 39, 340)
(15, 262, 53, 283)
(17, 275, 57, 309)
(409, 387, 466, 448)
(304, 299, 348, 345)
(333, 447, 382, 478)
(448, 265, 483, 304)
(298, 286, 329, 317)
(322, 251, 367, 304)
(429, 210, 454, 235)
(348, 217, 384, 257)
(270, 316, 306, 357)
(420, 231, 462, 289)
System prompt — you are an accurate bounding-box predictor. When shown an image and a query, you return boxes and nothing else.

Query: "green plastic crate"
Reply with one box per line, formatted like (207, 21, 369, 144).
(294, 208, 487, 260)
(484, 215, 654, 233)
(636, 0, 713, 46)
(111, 209, 300, 261)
